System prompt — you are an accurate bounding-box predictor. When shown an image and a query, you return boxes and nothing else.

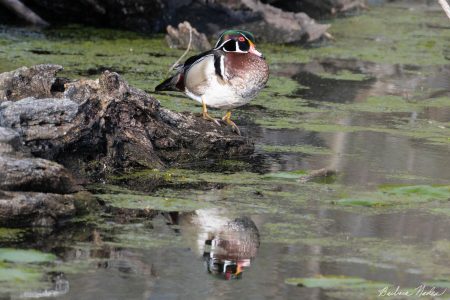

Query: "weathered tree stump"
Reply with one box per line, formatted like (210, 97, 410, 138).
(0, 64, 254, 226)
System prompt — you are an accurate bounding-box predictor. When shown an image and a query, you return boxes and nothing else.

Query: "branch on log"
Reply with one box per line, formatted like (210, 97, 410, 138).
(0, 0, 49, 27)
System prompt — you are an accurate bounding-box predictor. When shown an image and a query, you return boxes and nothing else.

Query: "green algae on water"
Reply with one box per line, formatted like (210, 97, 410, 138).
(285, 275, 386, 289)
(0, 248, 57, 264)
(260, 144, 333, 155)
(0, 266, 41, 282)
(97, 193, 210, 212)
(317, 70, 370, 81)
(335, 185, 450, 207)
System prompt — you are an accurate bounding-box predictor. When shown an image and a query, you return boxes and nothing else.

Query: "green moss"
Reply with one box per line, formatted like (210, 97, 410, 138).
(0, 26, 184, 107)
(0, 249, 60, 294)
(0, 228, 26, 243)
(110, 168, 168, 181)
(214, 159, 253, 171)
(380, 184, 450, 199)
(335, 185, 450, 207)
(263, 170, 308, 180)
(317, 70, 370, 81)
(0, 265, 41, 282)
(313, 6, 450, 65)
(87, 183, 145, 195)
(112, 168, 263, 186)
(344, 96, 420, 113)
(260, 144, 333, 155)
(97, 193, 210, 212)
(0, 248, 57, 264)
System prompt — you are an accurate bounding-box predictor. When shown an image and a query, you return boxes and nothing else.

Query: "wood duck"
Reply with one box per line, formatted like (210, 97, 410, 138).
(155, 30, 269, 135)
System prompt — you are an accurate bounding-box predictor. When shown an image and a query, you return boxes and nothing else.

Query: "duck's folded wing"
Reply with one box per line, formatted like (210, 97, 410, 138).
(155, 50, 220, 93)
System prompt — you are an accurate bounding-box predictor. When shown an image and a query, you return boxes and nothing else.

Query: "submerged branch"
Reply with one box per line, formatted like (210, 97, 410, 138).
(298, 168, 337, 183)
(0, 0, 49, 27)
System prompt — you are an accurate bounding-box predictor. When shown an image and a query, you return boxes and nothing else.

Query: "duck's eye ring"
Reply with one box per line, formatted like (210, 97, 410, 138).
(238, 36, 245, 42)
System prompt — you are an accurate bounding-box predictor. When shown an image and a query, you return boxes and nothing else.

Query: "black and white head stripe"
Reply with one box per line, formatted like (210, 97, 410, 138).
(214, 30, 256, 48)
(217, 39, 250, 53)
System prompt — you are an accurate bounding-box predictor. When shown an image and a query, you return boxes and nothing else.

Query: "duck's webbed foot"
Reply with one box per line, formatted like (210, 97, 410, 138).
(202, 98, 221, 126)
(222, 111, 241, 135)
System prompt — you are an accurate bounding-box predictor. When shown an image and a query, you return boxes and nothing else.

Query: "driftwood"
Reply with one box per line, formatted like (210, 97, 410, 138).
(166, 21, 211, 51)
(0, 0, 48, 27)
(298, 168, 337, 183)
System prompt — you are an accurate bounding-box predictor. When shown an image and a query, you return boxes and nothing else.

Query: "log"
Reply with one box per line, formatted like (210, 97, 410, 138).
(0, 125, 84, 227)
(0, 64, 254, 178)
(298, 168, 337, 183)
(0, 64, 254, 227)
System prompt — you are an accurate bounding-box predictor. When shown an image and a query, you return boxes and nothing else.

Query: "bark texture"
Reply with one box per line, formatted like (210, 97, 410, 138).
(0, 64, 254, 226)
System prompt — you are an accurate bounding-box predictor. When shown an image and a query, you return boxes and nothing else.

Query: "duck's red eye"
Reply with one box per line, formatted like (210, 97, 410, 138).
(238, 36, 245, 42)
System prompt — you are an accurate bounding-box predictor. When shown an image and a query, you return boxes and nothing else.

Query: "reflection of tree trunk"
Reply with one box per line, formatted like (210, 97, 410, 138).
(0, 0, 49, 27)
(328, 117, 352, 173)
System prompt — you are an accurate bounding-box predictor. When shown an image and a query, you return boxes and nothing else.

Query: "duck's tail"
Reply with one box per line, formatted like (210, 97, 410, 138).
(155, 73, 183, 92)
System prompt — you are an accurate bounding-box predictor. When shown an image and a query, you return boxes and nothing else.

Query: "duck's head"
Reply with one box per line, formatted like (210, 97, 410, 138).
(214, 30, 264, 58)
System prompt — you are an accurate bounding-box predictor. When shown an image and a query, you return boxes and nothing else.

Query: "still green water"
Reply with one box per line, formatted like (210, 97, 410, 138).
(1, 2, 450, 299)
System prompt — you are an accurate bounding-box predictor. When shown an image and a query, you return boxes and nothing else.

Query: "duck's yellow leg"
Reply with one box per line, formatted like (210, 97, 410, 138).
(222, 111, 241, 135)
(202, 98, 220, 126)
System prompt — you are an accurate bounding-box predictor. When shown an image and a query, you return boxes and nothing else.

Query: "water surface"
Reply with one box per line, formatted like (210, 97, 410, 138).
(0, 1, 450, 299)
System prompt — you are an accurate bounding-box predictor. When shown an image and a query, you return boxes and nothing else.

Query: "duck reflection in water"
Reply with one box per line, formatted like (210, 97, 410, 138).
(167, 210, 260, 280)
(201, 216, 260, 280)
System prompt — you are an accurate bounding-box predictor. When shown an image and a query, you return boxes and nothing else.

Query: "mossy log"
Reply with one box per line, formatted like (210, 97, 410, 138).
(0, 64, 253, 226)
